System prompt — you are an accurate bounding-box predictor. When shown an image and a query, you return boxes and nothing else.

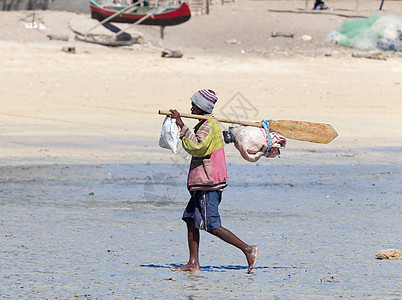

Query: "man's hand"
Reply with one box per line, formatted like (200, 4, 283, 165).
(169, 109, 184, 128)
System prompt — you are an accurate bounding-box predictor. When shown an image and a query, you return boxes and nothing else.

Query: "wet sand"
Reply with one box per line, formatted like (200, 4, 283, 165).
(1, 149, 401, 298)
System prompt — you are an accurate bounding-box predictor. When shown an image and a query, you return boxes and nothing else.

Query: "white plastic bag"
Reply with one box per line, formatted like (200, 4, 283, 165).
(159, 116, 180, 153)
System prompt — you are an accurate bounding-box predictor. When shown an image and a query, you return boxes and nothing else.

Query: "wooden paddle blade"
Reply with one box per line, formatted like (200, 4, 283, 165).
(269, 120, 338, 144)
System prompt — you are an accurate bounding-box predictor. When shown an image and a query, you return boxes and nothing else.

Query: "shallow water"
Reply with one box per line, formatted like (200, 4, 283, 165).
(0, 153, 401, 299)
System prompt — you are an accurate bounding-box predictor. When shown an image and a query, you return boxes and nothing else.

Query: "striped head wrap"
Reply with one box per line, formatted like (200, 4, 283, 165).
(190, 89, 218, 114)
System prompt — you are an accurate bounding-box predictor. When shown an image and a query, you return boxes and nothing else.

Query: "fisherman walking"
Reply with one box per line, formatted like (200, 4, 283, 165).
(169, 89, 258, 273)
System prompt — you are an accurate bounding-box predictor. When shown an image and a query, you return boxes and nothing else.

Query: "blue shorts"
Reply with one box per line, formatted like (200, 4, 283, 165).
(182, 190, 222, 232)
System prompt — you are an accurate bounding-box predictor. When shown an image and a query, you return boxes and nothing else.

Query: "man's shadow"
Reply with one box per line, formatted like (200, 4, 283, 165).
(140, 263, 301, 273)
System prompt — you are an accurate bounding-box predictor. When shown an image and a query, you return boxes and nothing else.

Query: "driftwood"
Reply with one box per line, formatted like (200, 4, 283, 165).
(70, 25, 138, 47)
(271, 32, 294, 38)
(47, 34, 69, 41)
(352, 52, 387, 60)
(267, 9, 367, 19)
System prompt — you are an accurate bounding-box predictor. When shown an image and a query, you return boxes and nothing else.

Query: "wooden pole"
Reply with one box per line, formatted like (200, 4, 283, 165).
(379, 0, 385, 10)
(84, 0, 143, 37)
(31, 0, 36, 25)
(160, 26, 165, 47)
(113, 5, 169, 37)
(158, 110, 338, 144)
(159, 110, 261, 127)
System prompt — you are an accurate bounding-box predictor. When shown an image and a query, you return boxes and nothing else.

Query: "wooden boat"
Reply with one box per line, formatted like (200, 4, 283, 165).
(89, 0, 191, 26)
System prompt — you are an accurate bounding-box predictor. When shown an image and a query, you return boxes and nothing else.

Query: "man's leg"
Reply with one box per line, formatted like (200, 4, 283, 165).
(172, 218, 201, 272)
(210, 226, 258, 273)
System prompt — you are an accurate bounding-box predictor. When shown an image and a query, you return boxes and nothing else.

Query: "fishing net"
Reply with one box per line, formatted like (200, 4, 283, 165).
(327, 14, 402, 51)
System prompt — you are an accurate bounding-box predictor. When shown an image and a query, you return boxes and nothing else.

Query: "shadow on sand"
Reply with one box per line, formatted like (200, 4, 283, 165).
(140, 264, 301, 272)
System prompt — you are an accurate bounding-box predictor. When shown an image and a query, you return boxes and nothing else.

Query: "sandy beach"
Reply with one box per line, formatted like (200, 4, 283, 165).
(0, 0, 402, 165)
(0, 0, 401, 298)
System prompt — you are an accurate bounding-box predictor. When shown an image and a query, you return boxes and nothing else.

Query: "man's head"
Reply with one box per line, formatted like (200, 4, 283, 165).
(190, 89, 218, 115)
(191, 102, 205, 115)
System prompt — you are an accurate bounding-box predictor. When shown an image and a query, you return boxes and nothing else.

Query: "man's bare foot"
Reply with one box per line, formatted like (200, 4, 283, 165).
(171, 263, 201, 272)
(246, 245, 258, 274)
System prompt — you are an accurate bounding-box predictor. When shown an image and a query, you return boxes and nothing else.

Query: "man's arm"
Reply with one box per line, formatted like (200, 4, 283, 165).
(169, 109, 184, 128)
(169, 108, 213, 157)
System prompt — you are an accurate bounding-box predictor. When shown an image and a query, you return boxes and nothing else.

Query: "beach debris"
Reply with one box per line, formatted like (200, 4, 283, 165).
(47, 34, 69, 41)
(161, 49, 183, 58)
(74, 295, 91, 299)
(319, 276, 338, 283)
(326, 31, 344, 44)
(24, 21, 46, 30)
(225, 38, 241, 44)
(271, 32, 294, 38)
(71, 25, 140, 47)
(301, 35, 313, 42)
(327, 14, 402, 52)
(62, 46, 76, 54)
(21, 13, 46, 31)
(75, 33, 138, 47)
(352, 51, 387, 60)
(375, 249, 402, 260)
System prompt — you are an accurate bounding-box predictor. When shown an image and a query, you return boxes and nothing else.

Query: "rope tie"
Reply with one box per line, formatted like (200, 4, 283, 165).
(260, 120, 273, 154)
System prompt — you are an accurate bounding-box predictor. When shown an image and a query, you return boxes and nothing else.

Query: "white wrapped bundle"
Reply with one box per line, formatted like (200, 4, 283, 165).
(229, 126, 286, 162)
(159, 116, 180, 153)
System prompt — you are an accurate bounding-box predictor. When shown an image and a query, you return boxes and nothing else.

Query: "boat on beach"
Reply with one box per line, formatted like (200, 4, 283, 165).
(89, 0, 191, 26)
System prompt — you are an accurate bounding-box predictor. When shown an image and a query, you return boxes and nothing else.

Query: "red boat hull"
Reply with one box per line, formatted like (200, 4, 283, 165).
(90, 1, 191, 26)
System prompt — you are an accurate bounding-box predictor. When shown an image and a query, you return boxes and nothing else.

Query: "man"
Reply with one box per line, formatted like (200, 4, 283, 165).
(313, 0, 329, 10)
(169, 89, 258, 273)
